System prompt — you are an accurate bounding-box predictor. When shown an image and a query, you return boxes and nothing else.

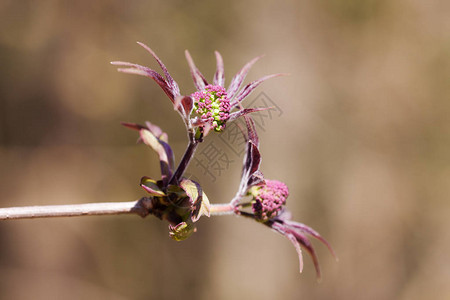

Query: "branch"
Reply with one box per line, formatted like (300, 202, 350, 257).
(169, 135, 199, 184)
(170, 141, 198, 184)
(0, 199, 235, 220)
(210, 203, 235, 215)
(0, 198, 153, 220)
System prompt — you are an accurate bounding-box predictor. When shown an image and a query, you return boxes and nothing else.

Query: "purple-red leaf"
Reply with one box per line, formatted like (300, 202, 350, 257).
(247, 170, 265, 187)
(227, 55, 263, 100)
(111, 61, 175, 102)
(174, 95, 193, 119)
(231, 73, 286, 108)
(228, 107, 272, 123)
(244, 115, 259, 146)
(291, 230, 321, 279)
(190, 119, 212, 137)
(213, 51, 225, 87)
(284, 220, 337, 259)
(287, 232, 305, 273)
(235, 116, 263, 196)
(121, 122, 147, 131)
(137, 42, 181, 97)
(185, 50, 209, 90)
(247, 141, 261, 176)
(238, 140, 262, 195)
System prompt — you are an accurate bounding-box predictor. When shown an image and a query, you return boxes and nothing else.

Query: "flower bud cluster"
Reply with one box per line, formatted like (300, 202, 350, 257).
(250, 180, 289, 222)
(191, 85, 230, 131)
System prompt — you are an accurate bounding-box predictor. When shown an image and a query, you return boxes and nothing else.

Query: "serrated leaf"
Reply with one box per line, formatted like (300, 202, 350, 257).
(180, 179, 200, 204)
(180, 179, 211, 222)
(197, 191, 211, 219)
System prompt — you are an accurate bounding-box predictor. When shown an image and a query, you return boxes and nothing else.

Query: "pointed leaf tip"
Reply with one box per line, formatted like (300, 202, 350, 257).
(185, 49, 208, 90)
(198, 191, 211, 219)
(180, 179, 200, 205)
(180, 179, 211, 222)
(227, 55, 264, 99)
(121, 122, 145, 131)
(231, 73, 287, 108)
(140, 177, 166, 196)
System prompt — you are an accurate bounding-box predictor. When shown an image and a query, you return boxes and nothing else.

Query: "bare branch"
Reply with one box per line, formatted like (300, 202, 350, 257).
(0, 199, 235, 221)
(0, 198, 153, 220)
(210, 203, 235, 216)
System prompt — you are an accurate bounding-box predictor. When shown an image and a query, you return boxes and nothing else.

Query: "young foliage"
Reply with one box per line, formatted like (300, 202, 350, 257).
(112, 43, 336, 278)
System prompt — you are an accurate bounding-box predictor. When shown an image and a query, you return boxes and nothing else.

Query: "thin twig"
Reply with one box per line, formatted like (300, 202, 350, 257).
(210, 203, 235, 216)
(0, 198, 153, 220)
(0, 199, 235, 220)
(169, 139, 199, 184)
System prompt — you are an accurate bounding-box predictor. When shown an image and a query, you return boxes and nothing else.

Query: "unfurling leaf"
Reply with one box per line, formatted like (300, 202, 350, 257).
(139, 129, 174, 183)
(168, 222, 197, 241)
(180, 179, 211, 222)
(140, 177, 165, 196)
(180, 179, 200, 204)
(197, 191, 211, 220)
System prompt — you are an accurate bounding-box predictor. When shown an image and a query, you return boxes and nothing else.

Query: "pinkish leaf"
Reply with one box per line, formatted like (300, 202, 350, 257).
(286, 232, 305, 273)
(291, 230, 322, 279)
(284, 220, 337, 259)
(121, 122, 147, 131)
(247, 170, 265, 187)
(191, 117, 208, 127)
(238, 140, 262, 195)
(111, 61, 175, 102)
(144, 121, 164, 139)
(228, 107, 272, 123)
(137, 42, 180, 97)
(140, 129, 174, 183)
(247, 141, 261, 176)
(174, 95, 193, 119)
(185, 50, 208, 90)
(213, 51, 225, 87)
(227, 55, 263, 99)
(202, 123, 212, 137)
(190, 119, 212, 137)
(244, 115, 259, 146)
(235, 116, 263, 196)
(231, 73, 286, 108)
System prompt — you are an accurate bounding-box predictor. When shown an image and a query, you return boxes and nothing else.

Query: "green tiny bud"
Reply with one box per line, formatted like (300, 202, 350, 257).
(168, 222, 196, 241)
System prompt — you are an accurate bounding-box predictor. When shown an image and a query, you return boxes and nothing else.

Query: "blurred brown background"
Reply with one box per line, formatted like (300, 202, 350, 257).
(1, 0, 449, 299)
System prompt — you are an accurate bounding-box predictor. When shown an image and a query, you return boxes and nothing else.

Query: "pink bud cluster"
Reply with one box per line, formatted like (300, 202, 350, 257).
(251, 180, 289, 222)
(191, 85, 231, 131)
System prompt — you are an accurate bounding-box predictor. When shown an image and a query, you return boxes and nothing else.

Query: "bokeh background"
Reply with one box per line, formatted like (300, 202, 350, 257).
(1, 0, 449, 299)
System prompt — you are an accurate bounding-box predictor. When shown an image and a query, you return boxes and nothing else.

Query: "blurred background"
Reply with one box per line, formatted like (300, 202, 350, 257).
(1, 0, 449, 299)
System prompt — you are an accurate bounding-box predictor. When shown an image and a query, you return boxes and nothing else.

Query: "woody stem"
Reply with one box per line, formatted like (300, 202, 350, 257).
(0, 200, 235, 220)
(209, 203, 234, 215)
(0, 198, 153, 220)
(169, 130, 199, 185)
